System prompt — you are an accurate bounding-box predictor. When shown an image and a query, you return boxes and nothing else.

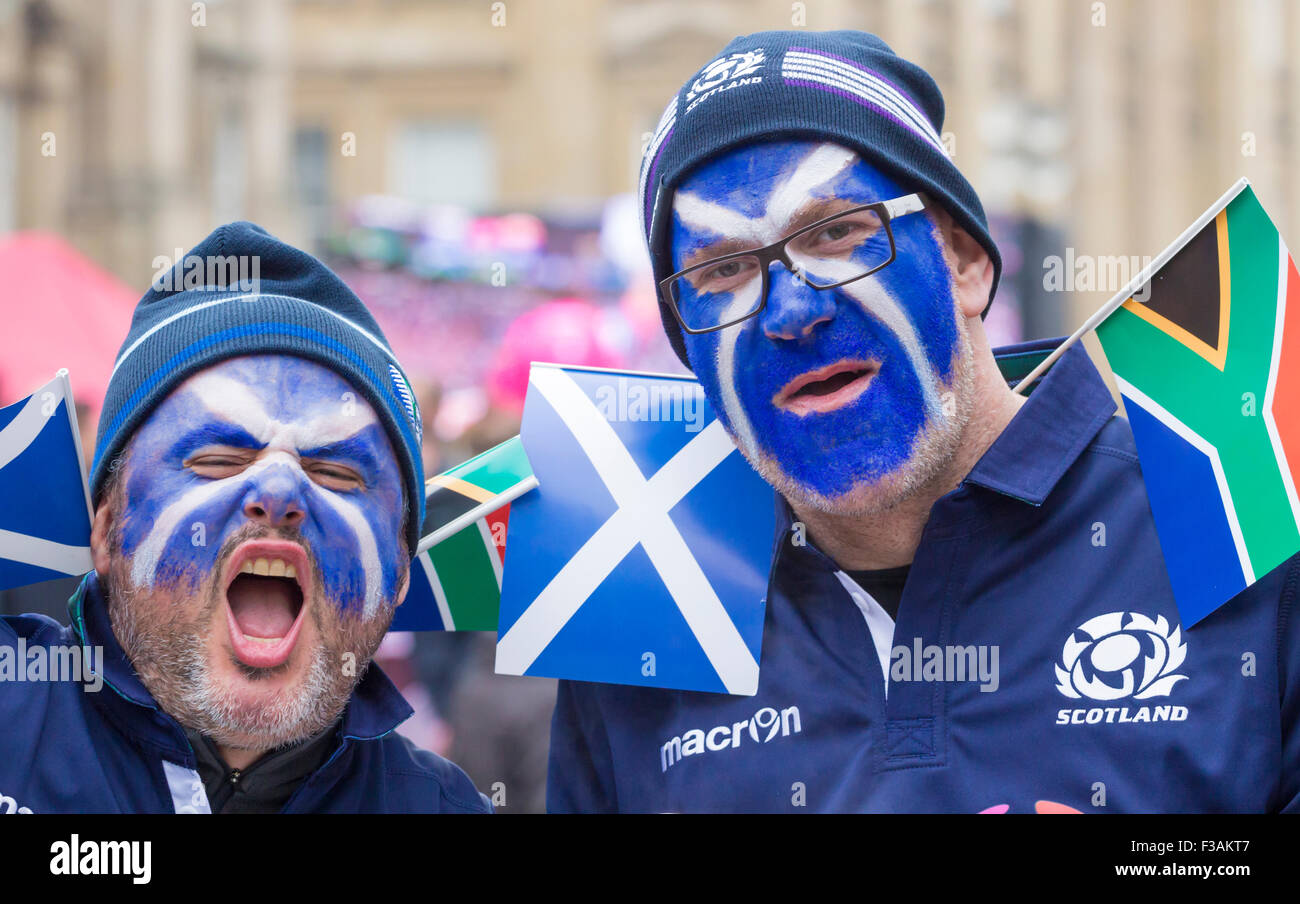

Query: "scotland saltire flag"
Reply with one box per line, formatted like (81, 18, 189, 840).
(1095, 181, 1300, 626)
(0, 371, 94, 590)
(495, 364, 775, 696)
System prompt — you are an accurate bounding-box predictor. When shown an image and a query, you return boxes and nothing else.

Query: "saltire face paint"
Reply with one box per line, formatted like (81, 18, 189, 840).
(669, 139, 966, 509)
(114, 355, 406, 619)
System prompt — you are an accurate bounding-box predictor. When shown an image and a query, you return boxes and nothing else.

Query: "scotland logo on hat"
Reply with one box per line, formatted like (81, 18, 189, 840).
(683, 48, 766, 114)
(389, 364, 422, 447)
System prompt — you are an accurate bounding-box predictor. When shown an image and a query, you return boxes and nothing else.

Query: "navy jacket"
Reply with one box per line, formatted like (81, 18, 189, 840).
(547, 341, 1300, 813)
(0, 573, 490, 813)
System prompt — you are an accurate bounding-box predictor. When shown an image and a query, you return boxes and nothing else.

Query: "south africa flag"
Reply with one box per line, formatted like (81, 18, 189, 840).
(390, 436, 536, 631)
(1096, 182, 1300, 626)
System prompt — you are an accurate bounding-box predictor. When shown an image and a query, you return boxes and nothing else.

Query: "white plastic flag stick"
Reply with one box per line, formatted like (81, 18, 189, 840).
(415, 474, 539, 556)
(57, 368, 95, 526)
(1011, 178, 1250, 396)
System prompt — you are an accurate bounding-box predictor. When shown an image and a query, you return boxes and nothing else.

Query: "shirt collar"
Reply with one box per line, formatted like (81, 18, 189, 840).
(964, 338, 1117, 505)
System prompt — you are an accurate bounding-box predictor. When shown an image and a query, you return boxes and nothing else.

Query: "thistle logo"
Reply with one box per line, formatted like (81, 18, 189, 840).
(1054, 612, 1190, 726)
(684, 49, 766, 114)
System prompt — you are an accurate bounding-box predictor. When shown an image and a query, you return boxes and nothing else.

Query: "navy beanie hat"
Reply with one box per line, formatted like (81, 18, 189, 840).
(91, 222, 426, 554)
(639, 29, 1002, 368)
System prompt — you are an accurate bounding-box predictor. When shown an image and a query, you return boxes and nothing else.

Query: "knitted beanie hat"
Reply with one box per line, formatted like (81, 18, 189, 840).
(639, 29, 1001, 367)
(90, 222, 426, 553)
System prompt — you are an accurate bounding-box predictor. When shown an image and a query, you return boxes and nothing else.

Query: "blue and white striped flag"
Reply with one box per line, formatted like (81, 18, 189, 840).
(0, 371, 94, 590)
(495, 364, 775, 696)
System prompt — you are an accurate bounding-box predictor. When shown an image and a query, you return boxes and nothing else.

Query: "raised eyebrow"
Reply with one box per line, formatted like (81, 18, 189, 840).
(173, 423, 265, 460)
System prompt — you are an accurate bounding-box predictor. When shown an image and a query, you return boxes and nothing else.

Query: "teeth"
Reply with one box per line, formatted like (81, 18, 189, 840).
(235, 556, 299, 580)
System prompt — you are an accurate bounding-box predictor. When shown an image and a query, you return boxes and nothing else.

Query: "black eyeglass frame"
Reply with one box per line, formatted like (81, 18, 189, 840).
(659, 192, 927, 335)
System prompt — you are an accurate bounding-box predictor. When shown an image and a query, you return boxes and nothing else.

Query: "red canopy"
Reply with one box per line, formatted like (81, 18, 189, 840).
(0, 232, 138, 419)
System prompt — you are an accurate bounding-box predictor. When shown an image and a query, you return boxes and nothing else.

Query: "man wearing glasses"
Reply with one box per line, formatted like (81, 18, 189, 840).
(547, 30, 1300, 812)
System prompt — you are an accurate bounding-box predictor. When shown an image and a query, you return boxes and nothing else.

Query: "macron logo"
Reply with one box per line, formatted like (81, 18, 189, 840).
(660, 705, 801, 772)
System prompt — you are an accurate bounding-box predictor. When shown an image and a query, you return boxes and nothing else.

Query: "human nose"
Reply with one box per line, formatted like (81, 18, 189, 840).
(759, 259, 836, 341)
(241, 461, 308, 529)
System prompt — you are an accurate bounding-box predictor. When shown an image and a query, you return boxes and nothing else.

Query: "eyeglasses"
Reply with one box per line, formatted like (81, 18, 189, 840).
(660, 193, 927, 334)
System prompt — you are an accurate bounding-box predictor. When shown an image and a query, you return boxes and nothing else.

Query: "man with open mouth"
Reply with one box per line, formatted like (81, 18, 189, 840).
(547, 30, 1300, 813)
(0, 222, 490, 813)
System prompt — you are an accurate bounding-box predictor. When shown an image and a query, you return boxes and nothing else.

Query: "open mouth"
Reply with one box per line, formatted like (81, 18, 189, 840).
(222, 540, 311, 670)
(773, 359, 880, 416)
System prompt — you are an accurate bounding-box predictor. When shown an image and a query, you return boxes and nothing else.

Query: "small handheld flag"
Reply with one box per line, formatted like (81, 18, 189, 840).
(1093, 181, 1300, 626)
(0, 370, 94, 591)
(495, 364, 775, 696)
(391, 436, 536, 632)
(1019, 180, 1300, 627)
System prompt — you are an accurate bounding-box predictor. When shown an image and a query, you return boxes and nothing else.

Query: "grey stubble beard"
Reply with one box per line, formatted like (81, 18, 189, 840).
(104, 521, 395, 753)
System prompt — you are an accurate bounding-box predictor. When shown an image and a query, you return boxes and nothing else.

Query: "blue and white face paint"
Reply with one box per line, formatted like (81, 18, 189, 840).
(670, 139, 972, 513)
(116, 354, 406, 622)
(102, 354, 408, 750)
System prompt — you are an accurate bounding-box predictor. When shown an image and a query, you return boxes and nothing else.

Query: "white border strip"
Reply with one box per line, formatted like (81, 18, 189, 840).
(417, 549, 455, 631)
(477, 516, 504, 590)
(1263, 235, 1300, 531)
(1115, 374, 1255, 585)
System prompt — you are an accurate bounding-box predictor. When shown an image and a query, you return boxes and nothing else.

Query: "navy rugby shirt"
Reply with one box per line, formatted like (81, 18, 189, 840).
(547, 340, 1300, 813)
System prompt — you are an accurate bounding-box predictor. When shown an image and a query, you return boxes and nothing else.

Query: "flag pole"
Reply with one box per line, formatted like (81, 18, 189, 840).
(415, 474, 539, 555)
(1011, 177, 1251, 396)
(56, 369, 95, 526)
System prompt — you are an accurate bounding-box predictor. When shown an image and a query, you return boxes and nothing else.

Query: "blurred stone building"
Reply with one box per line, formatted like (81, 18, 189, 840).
(2, 0, 1300, 334)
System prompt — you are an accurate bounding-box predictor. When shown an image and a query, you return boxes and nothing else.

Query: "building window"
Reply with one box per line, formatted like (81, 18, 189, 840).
(388, 119, 496, 210)
(211, 108, 246, 225)
(293, 126, 331, 242)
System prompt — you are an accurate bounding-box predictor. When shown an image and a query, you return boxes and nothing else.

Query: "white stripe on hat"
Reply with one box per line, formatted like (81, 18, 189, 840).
(782, 50, 945, 154)
(783, 51, 941, 144)
(109, 293, 400, 381)
(639, 96, 678, 244)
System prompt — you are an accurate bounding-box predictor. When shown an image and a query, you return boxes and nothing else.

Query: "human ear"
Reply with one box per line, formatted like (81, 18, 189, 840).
(926, 202, 994, 320)
(394, 562, 411, 607)
(90, 500, 114, 580)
